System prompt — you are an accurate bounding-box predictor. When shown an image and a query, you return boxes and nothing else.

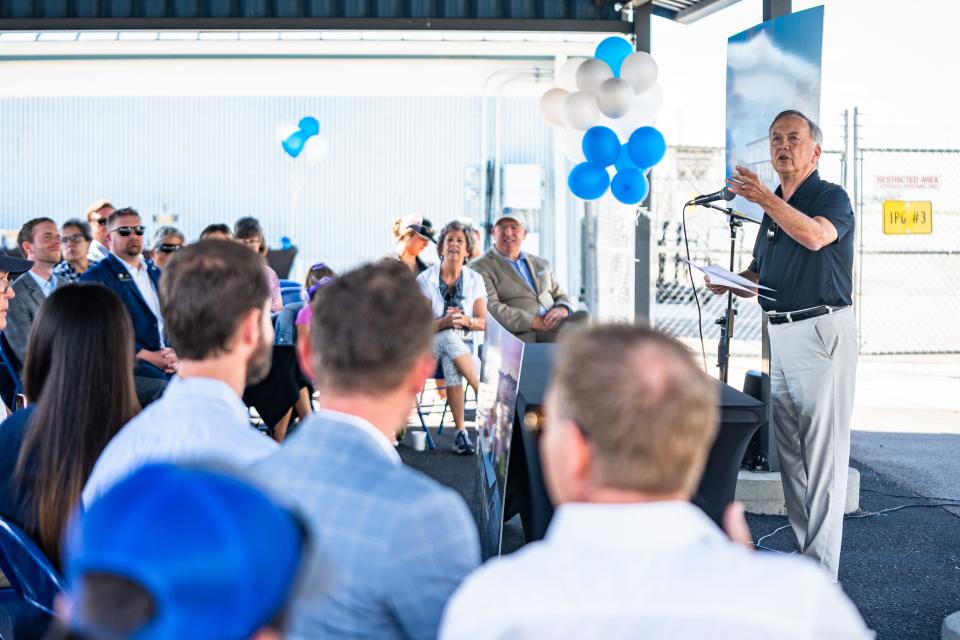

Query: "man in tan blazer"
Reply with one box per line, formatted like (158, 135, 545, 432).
(471, 212, 584, 343)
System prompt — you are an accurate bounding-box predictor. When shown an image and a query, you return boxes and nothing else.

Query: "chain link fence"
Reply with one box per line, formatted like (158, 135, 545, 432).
(652, 146, 844, 359)
(855, 148, 960, 354)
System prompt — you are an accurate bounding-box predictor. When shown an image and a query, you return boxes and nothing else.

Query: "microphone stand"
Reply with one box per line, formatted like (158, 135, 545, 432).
(697, 203, 759, 384)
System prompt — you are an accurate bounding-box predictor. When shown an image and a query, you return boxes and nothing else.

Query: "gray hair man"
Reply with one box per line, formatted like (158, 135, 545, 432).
(706, 109, 857, 580)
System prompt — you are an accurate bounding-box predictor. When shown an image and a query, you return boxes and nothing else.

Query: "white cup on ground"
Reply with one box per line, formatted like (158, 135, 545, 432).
(411, 430, 427, 451)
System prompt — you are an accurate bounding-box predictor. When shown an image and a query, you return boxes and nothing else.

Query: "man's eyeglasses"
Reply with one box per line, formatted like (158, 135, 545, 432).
(157, 244, 182, 254)
(111, 226, 146, 237)
(62, 234, 88, 244)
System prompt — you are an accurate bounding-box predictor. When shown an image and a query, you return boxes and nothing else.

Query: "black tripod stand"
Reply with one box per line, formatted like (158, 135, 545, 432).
(700, 204, 759, 384)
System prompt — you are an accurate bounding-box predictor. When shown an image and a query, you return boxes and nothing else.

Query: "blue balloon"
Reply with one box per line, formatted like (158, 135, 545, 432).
(611, 169, 649, 205)
(568, 163, 610, 200)
(282, 130, 307, 158)
(298, 116, 319, 136)
(626, 126, 666, 169)
(614, 144, 637, 172)
(595, 37, 634, 77)
(582, 126, 621, 167)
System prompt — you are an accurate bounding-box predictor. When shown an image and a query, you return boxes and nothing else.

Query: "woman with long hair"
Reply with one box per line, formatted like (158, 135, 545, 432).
(387, 214, 434, 274)
(0, 284, 140, 567)
(234, 216, 283, 312)
(416, 220, 486, 455)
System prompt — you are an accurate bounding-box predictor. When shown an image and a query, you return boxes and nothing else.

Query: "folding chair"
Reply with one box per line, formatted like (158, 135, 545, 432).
(0, 517, 65, 637)
(278, 279, 306, 307)
(414, 343, 482, 451)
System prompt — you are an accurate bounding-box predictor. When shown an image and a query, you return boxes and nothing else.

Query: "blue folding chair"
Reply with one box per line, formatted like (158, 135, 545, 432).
(278, 279, 306, 307)
(0, 517, 65, 634)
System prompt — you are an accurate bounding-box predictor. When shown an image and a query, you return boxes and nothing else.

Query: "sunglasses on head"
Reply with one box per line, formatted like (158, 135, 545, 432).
(112, 226, 145, 237)
(157, 244, 182, 253)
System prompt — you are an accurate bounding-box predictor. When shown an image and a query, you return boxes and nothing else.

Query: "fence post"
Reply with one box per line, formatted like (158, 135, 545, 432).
(853, 107, 864, 351)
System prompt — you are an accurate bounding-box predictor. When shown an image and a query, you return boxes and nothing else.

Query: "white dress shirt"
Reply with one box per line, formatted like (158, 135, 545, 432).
(82, 375, 277, 506)
(119, 255, 165, 347)
(440, 501, 873, 640)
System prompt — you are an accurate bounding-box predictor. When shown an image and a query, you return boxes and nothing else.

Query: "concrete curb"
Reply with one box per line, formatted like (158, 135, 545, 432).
(943, 611, 960, 640)
(735, 467, 860, 515)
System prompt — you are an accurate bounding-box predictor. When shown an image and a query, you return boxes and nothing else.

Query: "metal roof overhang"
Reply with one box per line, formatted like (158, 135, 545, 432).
(0, 0, 742, 32)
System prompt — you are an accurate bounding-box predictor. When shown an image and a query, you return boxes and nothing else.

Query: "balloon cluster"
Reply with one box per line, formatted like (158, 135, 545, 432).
(539, 37, 667, 204)
(279, 116, 329, 164)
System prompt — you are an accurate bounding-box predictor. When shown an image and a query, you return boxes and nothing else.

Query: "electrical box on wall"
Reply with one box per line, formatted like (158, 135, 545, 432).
(501, 164, 542, 210)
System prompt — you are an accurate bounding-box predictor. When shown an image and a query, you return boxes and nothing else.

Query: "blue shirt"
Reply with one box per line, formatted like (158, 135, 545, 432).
(26, 270, 56, 297)
(497, 249, 547, 314)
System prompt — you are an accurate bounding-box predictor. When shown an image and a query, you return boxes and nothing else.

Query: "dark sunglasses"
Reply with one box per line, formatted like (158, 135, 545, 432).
(94, 219, 108, 227)
(111, 226, 146, 237)
(157, 243, 182, 254)
(309, 262, 328, 272)
(62, 233, 89, 244)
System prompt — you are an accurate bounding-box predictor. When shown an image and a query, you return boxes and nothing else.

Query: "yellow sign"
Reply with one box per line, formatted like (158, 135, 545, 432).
(883, 201, 932, 235)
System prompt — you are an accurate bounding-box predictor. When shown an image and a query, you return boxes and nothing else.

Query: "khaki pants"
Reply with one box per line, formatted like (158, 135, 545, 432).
(768, 307, 858, 581)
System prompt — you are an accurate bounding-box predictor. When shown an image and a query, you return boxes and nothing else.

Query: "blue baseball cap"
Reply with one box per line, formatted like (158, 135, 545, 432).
(65, 464, 305, 640)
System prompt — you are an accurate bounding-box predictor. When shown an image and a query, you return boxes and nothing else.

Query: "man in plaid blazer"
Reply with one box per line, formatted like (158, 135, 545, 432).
(254, 259, 480, 640)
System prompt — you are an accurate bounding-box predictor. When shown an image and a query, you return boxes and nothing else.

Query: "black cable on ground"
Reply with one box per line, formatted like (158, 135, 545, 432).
(681, 202, 708, 373)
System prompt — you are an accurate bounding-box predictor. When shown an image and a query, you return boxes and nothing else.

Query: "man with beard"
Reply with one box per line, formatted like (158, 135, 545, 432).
(5, 217, 66, 363)
(82, 239, 278, 505)
(81, 207, 178, 380)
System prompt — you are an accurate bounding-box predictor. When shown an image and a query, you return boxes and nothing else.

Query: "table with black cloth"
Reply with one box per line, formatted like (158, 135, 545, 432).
(504, 344, 766, 543)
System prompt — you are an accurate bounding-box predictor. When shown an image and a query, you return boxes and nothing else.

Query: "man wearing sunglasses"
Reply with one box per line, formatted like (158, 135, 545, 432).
(82, 207, 179, 381)
(6, 217, 66, 364)
(85, 199, 114, 262)
(705, 110, 856, 582)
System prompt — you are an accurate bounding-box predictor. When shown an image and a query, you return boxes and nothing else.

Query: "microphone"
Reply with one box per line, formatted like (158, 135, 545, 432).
(688, 187, 735, 206)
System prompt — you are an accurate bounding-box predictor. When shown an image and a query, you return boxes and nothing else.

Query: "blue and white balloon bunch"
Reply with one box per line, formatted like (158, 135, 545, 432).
(539, 37, 666, 204)
(278, 116, 329, 165)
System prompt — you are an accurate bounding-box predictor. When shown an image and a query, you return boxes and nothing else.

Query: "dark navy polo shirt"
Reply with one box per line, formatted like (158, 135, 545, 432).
(748, 170, 854, 313)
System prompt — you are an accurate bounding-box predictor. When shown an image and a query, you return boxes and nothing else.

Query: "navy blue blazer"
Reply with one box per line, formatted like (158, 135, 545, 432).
(80, 253, 163, 353)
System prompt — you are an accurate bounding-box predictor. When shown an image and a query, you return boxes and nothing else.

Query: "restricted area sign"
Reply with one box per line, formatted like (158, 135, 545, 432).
(882, 200, 933, 235)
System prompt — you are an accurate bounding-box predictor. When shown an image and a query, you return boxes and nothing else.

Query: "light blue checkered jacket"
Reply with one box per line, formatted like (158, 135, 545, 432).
(253, 411, 480, 640)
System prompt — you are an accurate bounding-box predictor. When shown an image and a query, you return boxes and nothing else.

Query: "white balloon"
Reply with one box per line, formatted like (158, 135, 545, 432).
(557, 57, 586, 92)
(575, 58, 613, 94)
(563, 91, 600, 131)
(562, 128, 586, 163)
(301, 136, 329, 165)
(539, 87, 570, 128)
(633, 83, 664, 121)
(597, 78, 634, 118)
(620, 51, 658, 94)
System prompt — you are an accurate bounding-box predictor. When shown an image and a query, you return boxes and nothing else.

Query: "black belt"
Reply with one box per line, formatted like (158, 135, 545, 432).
(766, 305, 848, 325)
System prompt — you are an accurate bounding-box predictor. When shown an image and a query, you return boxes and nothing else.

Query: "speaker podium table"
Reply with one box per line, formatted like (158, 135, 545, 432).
(506, 344, 766, 544)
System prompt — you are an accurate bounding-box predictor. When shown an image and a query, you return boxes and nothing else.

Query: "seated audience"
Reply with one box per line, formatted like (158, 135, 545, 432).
(293, 262, 336, 358)
(0, 284, 140, 568)
(416, 220, 485, 454)
(456, 217, 483, 262)
(387, 214, 434, 274)
(84, 200, 114, 262)
(54, 219, 96, 283)
(81, 208, 178, 380)
(0, 253, 33, 414)
(83, 240, 278, 505)
(6, 218, 65, 364)
(470, 211, 586, 343)
(52, 464, 306, 640)
(440, 325, 872, 639)
(234, 217, 282, 312)
(253, 260, 480, 640)
(199, 222, 232, 241)
(149, 225, 185, 270)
